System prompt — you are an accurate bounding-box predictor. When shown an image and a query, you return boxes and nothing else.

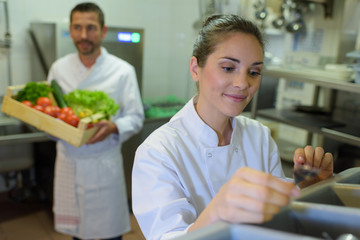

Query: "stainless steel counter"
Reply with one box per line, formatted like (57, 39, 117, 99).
(0, 116, 49, 145)
(0, 115, 49, 176)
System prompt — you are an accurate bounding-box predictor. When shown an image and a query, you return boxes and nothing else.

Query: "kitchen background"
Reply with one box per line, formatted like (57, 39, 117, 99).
(1, 0, 359, 100)
(1, 0, 360, 203)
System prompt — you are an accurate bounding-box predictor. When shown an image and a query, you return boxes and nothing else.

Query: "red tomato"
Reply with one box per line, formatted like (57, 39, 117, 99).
(21, 100, 33, 107)
(52, 106, 61, 117)
(60, 107, 74, 116)
(65, 114, 80, 127)
(87, 123, 94, 129)
(57, 113, 67, 122)
(44, 106, 58, 118)
(33, 105, 44, 112)
(36, 97, 52, 108)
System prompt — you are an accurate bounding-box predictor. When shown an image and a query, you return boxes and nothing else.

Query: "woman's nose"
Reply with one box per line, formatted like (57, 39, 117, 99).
(233, 73, 249, 89)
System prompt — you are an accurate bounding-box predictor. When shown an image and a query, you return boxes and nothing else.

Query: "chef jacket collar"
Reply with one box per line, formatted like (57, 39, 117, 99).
(74, 46, 108, 72)
(95, 46, 108, 64)
(180, 96, 236, 148)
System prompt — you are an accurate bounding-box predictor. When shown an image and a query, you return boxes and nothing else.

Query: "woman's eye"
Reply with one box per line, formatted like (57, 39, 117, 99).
(249, 70, 261, 77)
(223, 67, 234, 72)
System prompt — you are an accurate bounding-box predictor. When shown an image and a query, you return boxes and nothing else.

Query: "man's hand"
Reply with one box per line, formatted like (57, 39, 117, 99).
(86, 120, 118, 144)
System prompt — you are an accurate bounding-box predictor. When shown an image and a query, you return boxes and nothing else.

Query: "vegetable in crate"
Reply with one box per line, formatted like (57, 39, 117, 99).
(51, 79, 68, 108)
(17, 82, 53, 105)
(64, 90, 119, 119)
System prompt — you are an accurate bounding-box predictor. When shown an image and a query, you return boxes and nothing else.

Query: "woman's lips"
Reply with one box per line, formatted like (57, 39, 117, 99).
(224, 93, 247, 102)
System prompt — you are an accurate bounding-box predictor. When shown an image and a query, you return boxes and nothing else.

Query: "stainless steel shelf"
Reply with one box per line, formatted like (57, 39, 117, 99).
(263, 67, 360, 94)
(252, 67, 360, 148)
(0, 132, 48, 145)
(321, 127, 360, 147)
(257, 108, 360, 147)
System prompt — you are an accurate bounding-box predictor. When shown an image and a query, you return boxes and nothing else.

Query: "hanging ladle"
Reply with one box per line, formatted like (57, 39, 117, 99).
(272, 2, 286, 28)
(286, 9, 305, 33)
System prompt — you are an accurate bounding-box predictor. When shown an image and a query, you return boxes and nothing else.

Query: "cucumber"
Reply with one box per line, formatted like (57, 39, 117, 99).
(51, 79, 67, 108)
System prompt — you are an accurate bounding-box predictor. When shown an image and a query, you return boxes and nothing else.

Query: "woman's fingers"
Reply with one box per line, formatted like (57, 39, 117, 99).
(322, 152, 333, 170)
(294, 146, 333, 170)
(304, 145, 315, 166)
(313, 147, 325, 168)
(234, 167, 299, 197)
(293, 146, 334, 188)
(226, 187, 285, 214)
(212, 167, 300, 225)
(228, 177, 295, 206)
(219, 196, 281, 223)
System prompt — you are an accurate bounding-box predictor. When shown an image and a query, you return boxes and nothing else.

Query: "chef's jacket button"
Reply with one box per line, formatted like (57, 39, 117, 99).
(234, 148, 238, 152)
(207, 153, 212, 158)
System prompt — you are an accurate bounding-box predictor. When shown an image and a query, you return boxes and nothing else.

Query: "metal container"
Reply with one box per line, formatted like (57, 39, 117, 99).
(174, 168, 360, 240)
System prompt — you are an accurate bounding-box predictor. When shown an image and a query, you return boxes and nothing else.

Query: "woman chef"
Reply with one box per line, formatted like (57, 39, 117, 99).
(132, 14, 333, 240)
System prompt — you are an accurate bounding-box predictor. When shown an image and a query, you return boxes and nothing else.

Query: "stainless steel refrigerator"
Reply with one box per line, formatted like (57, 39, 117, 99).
(29, 22, 144, 93)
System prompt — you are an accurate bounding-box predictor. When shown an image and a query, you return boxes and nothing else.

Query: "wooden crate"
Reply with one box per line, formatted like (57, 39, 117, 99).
(1, 84, 100, 147)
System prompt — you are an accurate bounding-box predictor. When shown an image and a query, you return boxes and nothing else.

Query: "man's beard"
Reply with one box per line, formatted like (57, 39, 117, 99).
(76, 40, 95, 55)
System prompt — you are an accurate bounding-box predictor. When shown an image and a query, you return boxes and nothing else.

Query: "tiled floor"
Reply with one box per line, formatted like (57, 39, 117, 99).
(0, 192, 145, 240)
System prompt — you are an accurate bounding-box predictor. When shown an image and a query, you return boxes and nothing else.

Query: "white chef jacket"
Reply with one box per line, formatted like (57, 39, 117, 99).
(132, 96, 285, 240)
(47, 47, 144, 239)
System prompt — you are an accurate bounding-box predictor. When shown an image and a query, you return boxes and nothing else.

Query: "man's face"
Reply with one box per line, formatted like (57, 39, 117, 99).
(69, 11, 107, 56)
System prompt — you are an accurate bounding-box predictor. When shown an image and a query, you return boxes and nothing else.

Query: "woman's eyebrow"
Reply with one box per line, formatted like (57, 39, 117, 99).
(253, 61, 264, 66)
(222, 57, 264, 67)
(222, 57, 239, 63)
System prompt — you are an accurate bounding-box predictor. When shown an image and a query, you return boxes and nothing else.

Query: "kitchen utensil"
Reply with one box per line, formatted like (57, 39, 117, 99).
(293, 165, 321, 185)
(272, 16, 285, 28)
(272, 1, 286, 28)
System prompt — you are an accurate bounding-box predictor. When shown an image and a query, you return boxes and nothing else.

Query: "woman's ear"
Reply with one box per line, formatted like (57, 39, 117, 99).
(190, 56, 199, 82)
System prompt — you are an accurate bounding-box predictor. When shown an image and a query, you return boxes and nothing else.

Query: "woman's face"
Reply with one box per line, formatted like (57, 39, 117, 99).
(190, 32, 263, 122)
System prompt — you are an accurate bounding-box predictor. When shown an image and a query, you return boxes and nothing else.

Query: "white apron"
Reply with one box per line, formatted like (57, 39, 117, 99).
(54, 141, 130, 239)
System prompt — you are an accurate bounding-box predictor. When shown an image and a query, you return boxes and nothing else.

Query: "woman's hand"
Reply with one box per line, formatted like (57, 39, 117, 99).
(293, 145, 333, 188)
(189, 167, 300, 232)
(86, 120, 118, 144)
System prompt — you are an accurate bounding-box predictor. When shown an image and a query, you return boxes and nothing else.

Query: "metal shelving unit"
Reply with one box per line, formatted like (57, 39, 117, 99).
(263, 67, 360, 93)
(252, 67, 360, 147)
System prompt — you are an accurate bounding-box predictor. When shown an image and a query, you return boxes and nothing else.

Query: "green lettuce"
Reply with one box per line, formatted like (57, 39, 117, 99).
(64, 90, 119, 119)
(17, 82, 53, 105)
